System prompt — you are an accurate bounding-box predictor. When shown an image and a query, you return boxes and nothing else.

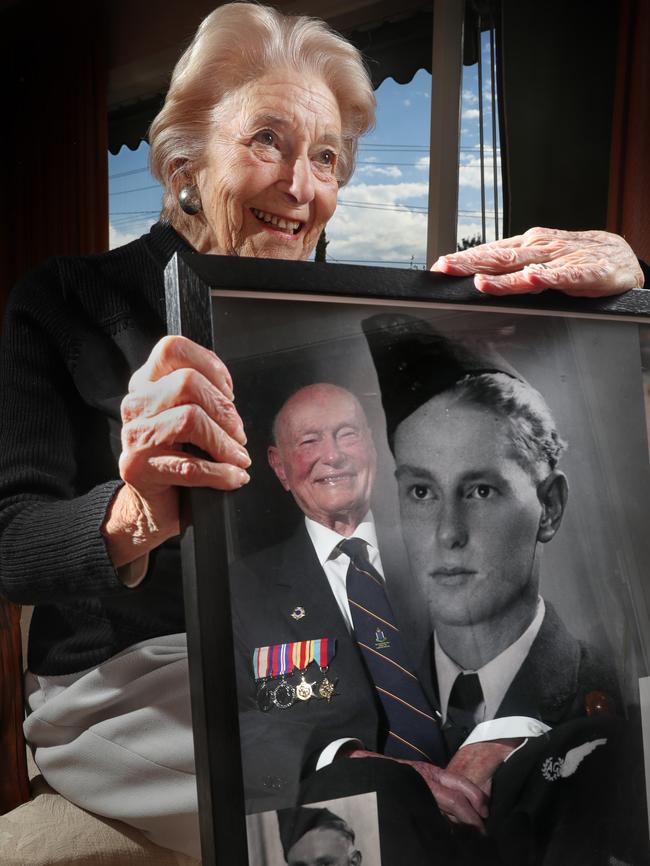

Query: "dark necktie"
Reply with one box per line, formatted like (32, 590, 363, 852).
(443, 671, 483, 755)
(339, 537, 445, 765)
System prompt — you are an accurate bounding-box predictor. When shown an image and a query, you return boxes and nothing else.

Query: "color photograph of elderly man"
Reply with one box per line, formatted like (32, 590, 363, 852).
(230, 381, 496, 862)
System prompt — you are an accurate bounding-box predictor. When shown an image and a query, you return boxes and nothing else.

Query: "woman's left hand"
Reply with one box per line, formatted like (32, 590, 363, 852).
(431, 227, 644, 297)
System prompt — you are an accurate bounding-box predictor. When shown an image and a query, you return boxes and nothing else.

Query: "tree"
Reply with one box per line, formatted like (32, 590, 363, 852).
(315, 228, 329, 262)
(457, 234, 483, 251)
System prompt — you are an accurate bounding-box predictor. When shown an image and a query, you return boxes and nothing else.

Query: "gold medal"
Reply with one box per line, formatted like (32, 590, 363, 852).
(295, 672, 316, 701)
(318, 676, 337, 701)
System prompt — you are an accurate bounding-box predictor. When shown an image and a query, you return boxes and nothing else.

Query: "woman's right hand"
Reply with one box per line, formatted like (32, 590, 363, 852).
(102, 335, 250, 570)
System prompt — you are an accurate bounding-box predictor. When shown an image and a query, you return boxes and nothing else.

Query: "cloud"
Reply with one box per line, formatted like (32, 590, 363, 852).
(462, 89, 478, 104)
(356, 165, 403, 179)
(326, 199, 428, 265)
(465, 144, 500, 156)
(403, 98, 412, 107)
(109, 220, 152, 250)
(415, 157, 430, 171)
(341, 181, 429, 204)
(323, 181, 430, 264)
(458, 153, 502, 189)
(462, 108, 480, 120)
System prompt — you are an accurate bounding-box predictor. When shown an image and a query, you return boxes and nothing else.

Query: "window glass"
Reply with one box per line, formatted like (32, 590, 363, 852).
(457, 29, 502, 249)
(326, 68, 431, 268)
(108, 142, 160, 249)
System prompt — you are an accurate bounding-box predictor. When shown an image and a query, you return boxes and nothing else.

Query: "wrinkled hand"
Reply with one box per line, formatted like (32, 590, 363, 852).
(431, 227, 643, 297)
(103, 335, 250, 567)
(446, 739, 522, 798)
(346, 748, 489, 833)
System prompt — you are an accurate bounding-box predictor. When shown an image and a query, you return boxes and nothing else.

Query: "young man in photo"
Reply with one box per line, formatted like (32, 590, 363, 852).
(277, 806, 362, 866)
(364, 312, 619, 748)
(363, 312, 644, 865)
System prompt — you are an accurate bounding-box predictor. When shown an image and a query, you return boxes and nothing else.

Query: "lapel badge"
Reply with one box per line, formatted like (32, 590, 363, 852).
(291, 606, 306, 621)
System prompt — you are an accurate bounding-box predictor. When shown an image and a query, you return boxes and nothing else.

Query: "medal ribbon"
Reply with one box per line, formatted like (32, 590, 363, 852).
(252, 645, 270, 682)
(253, 643, 297, 681)
(313, 638, 336, 668)
(291, 639, 315, 671)
(253, 638, 335, 681)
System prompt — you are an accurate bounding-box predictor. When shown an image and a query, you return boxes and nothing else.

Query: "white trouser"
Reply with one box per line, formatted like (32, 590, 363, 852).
(24, 633, 200, 861)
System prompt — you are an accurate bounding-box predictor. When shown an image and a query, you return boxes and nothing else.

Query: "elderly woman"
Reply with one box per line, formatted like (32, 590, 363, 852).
(0, 2, 644, 861)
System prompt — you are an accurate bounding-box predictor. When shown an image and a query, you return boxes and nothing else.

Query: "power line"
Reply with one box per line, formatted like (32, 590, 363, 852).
(109, 167, 152, 180)
(358, 144, 429, 151)
(110, 184, 161, 197)
(338, 199, 428, 214)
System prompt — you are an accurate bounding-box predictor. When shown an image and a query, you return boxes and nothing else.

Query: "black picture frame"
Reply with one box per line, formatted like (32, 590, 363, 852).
(164, 252, 650, 866)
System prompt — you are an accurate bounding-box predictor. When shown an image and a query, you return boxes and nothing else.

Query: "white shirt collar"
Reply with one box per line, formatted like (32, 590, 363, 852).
(305, 511, 379, 567)
(435, 597, 546, 723)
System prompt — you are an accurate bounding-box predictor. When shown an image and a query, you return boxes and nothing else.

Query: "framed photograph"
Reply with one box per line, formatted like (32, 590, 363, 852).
(165, 253, 650, 866)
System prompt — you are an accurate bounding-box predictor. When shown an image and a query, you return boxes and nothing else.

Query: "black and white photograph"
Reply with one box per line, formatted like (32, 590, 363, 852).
(246, 792, 381, 866)
(209, 292, 650, 865)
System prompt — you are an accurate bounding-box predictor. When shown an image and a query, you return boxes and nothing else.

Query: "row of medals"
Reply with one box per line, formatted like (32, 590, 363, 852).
(257, 667, 336, 711)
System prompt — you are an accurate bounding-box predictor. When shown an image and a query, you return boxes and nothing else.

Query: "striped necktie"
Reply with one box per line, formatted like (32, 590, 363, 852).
(339, 537, 445, 765)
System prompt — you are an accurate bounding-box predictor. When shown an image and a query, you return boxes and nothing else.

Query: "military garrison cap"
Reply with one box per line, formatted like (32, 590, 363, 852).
(361, 312, 524, 447)
(277, 806, 346, 859)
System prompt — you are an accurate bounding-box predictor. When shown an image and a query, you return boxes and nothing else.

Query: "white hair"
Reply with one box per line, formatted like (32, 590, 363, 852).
(149, 1, 375, 234)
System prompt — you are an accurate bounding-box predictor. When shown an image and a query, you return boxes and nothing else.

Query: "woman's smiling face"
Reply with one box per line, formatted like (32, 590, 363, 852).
(194, 70, 342, 259)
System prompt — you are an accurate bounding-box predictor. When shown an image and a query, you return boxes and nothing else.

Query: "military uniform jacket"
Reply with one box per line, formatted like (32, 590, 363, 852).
(229, 522, 436, 812)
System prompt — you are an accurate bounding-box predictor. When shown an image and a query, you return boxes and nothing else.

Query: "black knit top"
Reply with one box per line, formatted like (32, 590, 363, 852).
(0, 223, 192, 675)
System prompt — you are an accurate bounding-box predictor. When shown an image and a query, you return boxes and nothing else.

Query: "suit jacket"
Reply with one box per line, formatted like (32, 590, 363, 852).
(229, 522, 432, 812)
(431, 602, 619, 758)
(492, 601, 619, 724)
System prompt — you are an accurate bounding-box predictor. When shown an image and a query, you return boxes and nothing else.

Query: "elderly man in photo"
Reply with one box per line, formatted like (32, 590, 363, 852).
(230, 383, 495, 829)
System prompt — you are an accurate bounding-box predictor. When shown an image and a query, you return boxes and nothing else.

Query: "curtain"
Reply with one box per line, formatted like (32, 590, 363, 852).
(607, 0, 650, 263)
(0, 0, 108, 324)
(498, 0, 619, 236)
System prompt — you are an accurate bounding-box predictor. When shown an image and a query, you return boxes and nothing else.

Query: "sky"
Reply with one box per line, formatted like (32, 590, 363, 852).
(109, 36, 501, 267)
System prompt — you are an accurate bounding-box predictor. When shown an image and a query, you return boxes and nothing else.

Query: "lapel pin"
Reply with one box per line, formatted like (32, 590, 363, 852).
(291, 606, 306, 621)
